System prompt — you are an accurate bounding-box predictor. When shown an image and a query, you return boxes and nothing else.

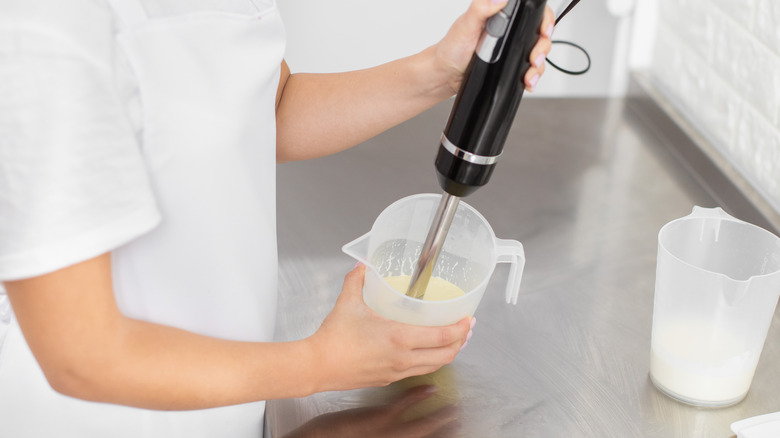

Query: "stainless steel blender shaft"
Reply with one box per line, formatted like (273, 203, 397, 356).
(406, 193, 461, 299)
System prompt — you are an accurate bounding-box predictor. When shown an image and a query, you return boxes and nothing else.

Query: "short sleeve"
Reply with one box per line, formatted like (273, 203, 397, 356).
(0, 29, 161, 281)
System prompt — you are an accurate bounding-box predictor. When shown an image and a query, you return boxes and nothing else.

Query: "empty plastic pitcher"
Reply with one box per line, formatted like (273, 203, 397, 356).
(342, 194, 525, 326)
(650, 206, 780, 407)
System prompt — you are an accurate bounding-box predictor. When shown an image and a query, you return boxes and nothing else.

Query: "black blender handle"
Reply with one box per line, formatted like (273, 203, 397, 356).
(436, 0, 547, 197)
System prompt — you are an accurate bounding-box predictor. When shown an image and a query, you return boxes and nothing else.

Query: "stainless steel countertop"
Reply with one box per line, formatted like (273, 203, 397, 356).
(268, 97, 780, 437)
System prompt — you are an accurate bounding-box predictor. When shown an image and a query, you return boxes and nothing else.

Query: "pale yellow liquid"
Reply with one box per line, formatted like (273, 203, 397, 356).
(383, 275, 466, 301)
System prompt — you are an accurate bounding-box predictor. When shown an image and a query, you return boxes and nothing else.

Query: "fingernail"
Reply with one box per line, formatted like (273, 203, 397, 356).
(545, 23, 554, 38)
(459, 341, 469, 351)
(491, 0, 507, 4)
(353, 261, 363, 268)
(466, 330, 473, 341)
(423, 385, 437, 394)
(534, 53, 546, 68)
(528, 74, 539, 91)
(470, 317, 477, 330)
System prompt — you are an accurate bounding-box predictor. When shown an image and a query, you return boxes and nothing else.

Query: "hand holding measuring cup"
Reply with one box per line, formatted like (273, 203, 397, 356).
(305, 264, 472, 392)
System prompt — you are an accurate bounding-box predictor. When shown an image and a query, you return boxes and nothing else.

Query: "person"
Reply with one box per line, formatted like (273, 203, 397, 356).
(0, 0, 554, 436)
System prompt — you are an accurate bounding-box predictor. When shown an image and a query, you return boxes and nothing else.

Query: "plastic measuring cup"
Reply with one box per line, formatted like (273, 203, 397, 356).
(650, 206, 780, 407)
(342, 194, 525, 326)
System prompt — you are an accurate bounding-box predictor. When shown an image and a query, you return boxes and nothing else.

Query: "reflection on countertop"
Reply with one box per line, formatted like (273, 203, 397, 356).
(283, 378, 460, 438)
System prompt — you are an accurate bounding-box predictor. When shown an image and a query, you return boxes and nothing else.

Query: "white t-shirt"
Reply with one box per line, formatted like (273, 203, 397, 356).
(0, 0, 284, 436)
(0, 0, 269, 281)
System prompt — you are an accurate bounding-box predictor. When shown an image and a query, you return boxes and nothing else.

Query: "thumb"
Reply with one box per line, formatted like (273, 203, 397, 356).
(463, 0, 508, 30)
(341, 263, 366, 301)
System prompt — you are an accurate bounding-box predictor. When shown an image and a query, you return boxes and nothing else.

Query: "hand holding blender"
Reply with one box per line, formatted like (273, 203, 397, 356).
(408, 0, 583, 299)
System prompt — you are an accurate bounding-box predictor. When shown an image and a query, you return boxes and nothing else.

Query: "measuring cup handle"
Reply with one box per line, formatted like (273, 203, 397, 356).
(495, 238, 526, 305)
(690, 206, 735, 220)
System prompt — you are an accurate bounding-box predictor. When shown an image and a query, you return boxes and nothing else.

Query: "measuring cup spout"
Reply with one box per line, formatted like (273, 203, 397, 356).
(342, 232, 371, 267)
(721, 277, 751, 307)
(749, 271, 780, 303)
(720, 273, 780, 307)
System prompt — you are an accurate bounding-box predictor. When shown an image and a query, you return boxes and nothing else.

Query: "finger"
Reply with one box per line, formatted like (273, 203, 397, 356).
(530, 37, 553, 65)
(338, 263, 366, 303)
(406, 319, 475, 369)
(541, 5, 555, 39)
(391, 339, 465, 379)
(396, 318, 470, 350)
(524, 67, 541, 92)
(411, 338, 464, 365)
(463, 0, 508, 31)
(399, 363, 448, 380)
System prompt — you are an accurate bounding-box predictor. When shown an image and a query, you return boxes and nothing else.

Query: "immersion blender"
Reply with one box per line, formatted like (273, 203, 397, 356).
(406, 0, 547, 299)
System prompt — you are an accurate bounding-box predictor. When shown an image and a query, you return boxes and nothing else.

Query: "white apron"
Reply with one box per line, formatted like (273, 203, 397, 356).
(0, 1, 284, 436)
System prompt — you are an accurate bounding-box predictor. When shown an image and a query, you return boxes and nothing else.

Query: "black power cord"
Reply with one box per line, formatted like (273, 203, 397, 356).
(547, 40, 591, 75)
(555, 0, 581, 24)
(545, 0, 591, 76)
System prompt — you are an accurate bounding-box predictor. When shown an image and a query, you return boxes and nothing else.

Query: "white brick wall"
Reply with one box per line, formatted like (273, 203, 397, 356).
(649, 0, 780, 213)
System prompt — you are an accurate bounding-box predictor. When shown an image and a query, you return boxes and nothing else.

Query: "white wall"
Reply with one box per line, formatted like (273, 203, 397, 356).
(278, 0, 470, 74)
(647, 0, 780, 213)
(277, 0, 628, 97)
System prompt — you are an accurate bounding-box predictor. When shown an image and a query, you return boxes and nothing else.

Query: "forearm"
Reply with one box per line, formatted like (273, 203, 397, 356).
(5, 255, 323, 411)
(276, 46, 453, 162)
(66, 319, 319, 410)
(6, 257, 469, 412)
